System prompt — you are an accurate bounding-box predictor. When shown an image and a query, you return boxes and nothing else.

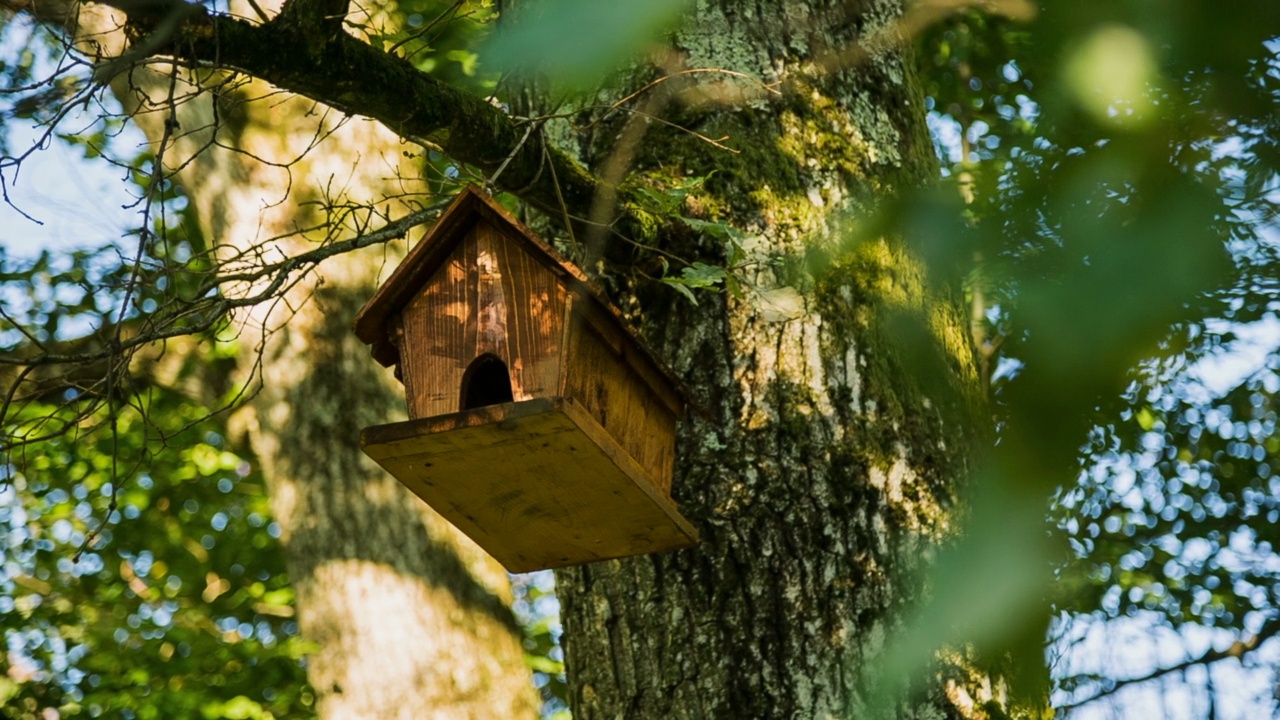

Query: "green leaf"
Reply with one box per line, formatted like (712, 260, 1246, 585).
(679, 261, 727, 288)
(664, 278, 699, 305)
(680, 216, 745, 243)
(485, 0, 690, 91)
(524, 654, 565, 674)
(446, 49, 479, 77)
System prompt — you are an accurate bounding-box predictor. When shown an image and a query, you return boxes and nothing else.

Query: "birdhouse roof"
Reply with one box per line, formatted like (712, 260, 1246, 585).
(353, 185, 687, 411)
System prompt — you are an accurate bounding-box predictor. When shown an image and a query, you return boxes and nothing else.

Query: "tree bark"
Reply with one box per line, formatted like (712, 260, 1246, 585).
(544, 1, 993, 717)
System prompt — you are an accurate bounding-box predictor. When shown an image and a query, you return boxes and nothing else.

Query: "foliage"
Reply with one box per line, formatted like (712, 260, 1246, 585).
(0, 3, 546, 716)
(512, 571, 569, 720)
(907, 1, 1280, 711)
(1067, 360, 1280, 628)
(354, 0, 496, 88)
(0, 28, 315, 709)
(483, 0, 687, 93)
(1, 388, 314, 719)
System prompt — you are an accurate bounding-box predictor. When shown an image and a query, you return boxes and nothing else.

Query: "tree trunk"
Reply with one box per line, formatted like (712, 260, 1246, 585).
(546, 1, 992, 716)
(109, 7, 543, 718)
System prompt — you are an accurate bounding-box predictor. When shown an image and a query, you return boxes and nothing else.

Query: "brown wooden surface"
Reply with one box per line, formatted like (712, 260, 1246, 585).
(354, 186, 506, 367)
(561, 312, 678, 496)
(575, 297, 685, 416)
(353, 186, 688, 418)
(354, 186, 586, 368)
(360, 398, 698, 573)
(399, 221, 566, 418)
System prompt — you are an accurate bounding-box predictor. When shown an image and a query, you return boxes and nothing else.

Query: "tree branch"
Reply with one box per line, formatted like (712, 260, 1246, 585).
(1058, 615, 1280, 713)
(1, 197, 454, 446)
(87, 0, 665, 260)
(1, 198, 452, 373)
(275, 0, 347, 57)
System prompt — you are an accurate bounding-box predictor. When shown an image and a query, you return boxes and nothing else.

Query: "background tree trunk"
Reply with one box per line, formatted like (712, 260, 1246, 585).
(542, 1, 993, 716)
(112, 5, 543, 717)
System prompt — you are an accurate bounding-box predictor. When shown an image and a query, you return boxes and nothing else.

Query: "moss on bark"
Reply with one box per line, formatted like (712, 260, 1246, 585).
(551, 1, 993, 718)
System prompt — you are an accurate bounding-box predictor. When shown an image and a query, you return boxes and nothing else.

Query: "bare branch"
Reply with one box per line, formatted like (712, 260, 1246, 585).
(79, 0, 666, 259)
(2, 197, 449, 370)
(1058, 616, 1280, 713)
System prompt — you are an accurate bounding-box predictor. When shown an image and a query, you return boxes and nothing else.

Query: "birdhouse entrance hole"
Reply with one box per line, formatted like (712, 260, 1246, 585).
(461, 354, 514, 410)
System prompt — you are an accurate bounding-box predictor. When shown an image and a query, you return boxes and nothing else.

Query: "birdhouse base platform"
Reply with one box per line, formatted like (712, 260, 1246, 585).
(359, 397, 698, 573)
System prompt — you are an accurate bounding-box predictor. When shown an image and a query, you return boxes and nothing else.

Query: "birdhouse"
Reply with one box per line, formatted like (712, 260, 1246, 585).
(354, 186, 698, 572)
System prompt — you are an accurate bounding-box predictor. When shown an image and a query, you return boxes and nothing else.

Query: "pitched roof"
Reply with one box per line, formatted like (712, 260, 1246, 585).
(353, 185, 687, 411)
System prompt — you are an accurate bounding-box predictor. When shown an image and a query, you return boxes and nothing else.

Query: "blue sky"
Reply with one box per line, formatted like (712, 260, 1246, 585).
(0, 118, 145, 259)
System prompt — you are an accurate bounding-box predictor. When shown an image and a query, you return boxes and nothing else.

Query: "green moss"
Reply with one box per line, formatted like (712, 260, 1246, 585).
(774, 88, 876, 189)
(607, 53, 982, 515)
(629, 108, 799, 218)
(621, 76, 920, 257)
(813, 236, 985, 513)
(617, 196, 663, 243)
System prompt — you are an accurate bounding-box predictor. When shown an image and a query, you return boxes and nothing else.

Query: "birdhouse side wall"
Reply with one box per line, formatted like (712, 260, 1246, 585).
(560, 310, 678, 496)
(397, 221, 568, 419)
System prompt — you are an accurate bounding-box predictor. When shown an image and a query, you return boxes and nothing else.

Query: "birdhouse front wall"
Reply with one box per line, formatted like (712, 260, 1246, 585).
(395, 220, 568, 419)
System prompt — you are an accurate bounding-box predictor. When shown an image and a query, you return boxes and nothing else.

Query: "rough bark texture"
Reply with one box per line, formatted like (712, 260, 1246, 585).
(547, 1, 991, 717)
(103, 3, 543, 717)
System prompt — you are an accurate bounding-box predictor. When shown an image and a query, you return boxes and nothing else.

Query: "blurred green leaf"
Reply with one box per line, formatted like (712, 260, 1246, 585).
(484, 0, 689, 91)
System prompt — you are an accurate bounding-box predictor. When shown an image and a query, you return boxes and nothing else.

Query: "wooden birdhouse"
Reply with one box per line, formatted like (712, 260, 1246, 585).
(354, 186, 698, 572)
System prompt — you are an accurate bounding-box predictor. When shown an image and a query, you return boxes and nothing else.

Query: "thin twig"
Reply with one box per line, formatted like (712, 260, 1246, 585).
(486, 119, 540, 190)
(605, 67, 781, 113)
(1058, 615, 1280, 713)
(243, 0, 269, 22)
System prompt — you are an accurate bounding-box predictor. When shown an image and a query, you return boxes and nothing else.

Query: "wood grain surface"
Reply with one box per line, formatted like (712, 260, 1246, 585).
(360, 398, 698, 572)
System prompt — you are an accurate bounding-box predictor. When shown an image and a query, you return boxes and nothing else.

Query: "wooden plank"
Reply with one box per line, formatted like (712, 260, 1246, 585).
(472, 223, 513, 386)
(400, 230, 474, 418)
(360, 398, 698, 573)
(563, 316, 678, 495)
(492, 224, 565, 400)
(391, 314, 414, 414)
(355, 186, 585, 368)
(556, 294, 575, 397)
(354, 187, 496, 367)
(575, 300, 684, 416)
(399, 221, 568, 418)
